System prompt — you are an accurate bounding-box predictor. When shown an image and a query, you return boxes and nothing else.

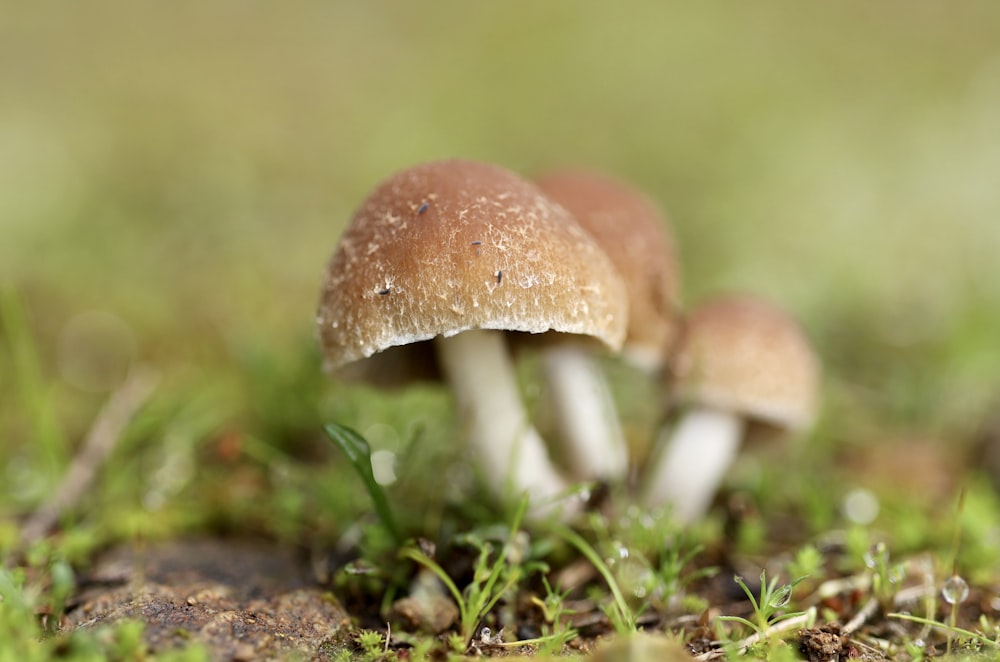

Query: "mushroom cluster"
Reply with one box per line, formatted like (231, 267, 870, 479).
(316, 159, 820, 523)
(316, 160, 628, 517)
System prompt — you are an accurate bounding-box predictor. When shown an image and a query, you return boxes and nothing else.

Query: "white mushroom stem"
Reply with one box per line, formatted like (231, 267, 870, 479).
(642, 406, 743, 524)
(434, 329, 570, 510)
(538, 344, 627, 481)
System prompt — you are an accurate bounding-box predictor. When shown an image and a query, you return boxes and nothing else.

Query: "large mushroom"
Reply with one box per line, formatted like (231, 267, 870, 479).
(533, 169, 681, 482)
(642, 294, 820, 523)
(317, 160, 628, 512)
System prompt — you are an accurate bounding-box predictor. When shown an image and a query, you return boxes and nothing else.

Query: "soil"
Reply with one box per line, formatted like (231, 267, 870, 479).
(65, 538, 354, 659)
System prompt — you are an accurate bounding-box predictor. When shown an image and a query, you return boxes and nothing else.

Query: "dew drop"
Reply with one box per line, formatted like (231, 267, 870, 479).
(771, 584, 792, 608)
(942, 575, 970, 605)
(863, 542, 889, 569)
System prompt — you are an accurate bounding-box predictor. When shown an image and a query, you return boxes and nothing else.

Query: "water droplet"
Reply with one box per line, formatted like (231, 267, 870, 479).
(634, 568, 656, 600)
(942, 575, 970, 605)
(771, 585, 792, 608)
(864, 542, 889, 569)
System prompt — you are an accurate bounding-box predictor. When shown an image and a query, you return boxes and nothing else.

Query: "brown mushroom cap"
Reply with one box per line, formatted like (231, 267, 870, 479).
(317, 160, 628, 370)
(671, 294, 820, 430)
(535, 169, 681, 368)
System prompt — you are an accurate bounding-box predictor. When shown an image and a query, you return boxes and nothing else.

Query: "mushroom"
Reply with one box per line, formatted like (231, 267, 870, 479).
(642, 294, 820, 523)
(533, 169, 681, 482)
(316, 160, 627, 512)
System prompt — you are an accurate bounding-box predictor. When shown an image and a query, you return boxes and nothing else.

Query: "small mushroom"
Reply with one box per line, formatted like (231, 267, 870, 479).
(534, 169, 681, 482)
(642, 293, 820, 523)
(316, 160, 627, 513)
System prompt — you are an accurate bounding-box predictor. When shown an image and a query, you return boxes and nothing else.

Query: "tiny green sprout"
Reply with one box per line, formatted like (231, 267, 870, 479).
(356, 629, 387, 661)
(655, 539, 716, 609)
(904, 637, 927, 662)
(407, 638, 434, 662)
(43, 558, 74, 632)
(718, 570, 809, 641)
(864, 541, 905, 611)
(531, 576, 573, 624)
(446, 632, 466, 654)
(529, 577, 578, 655)
(400, 496, 534, 650)
(978, 613, 999, 640)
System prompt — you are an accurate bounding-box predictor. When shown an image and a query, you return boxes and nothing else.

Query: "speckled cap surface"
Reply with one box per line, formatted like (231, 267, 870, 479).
(536, 169, 680, 369)
(317, 160, 628, 369)
(671, 294, 820, 430)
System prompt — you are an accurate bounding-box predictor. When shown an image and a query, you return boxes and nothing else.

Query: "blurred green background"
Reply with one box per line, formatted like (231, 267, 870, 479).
(3, 2, 1000, 527)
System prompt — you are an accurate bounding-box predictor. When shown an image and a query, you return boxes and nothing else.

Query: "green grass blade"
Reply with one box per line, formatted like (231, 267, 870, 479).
(399, 546, 467, 621)
(552, 525, 636, 633)
(889, 612, 1000, 649)
(323, 422, 402, 546)
(718, 615, 759, 632)
(0, 286, 65, 481)
(477, 496, 529, 616)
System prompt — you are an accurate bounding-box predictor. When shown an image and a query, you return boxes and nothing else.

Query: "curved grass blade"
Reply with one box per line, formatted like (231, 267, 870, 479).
(323, 422, 402, 546)
(551, 525, 636, 633)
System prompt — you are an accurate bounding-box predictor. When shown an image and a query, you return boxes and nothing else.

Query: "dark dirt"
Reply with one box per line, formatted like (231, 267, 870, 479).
(65, 538, 353, 659)
(798, 624, 882, 662)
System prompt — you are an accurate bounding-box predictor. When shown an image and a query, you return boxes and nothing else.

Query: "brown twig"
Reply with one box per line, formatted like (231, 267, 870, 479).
(20, 367, 159, 546)
(842, 596, 879, 636)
